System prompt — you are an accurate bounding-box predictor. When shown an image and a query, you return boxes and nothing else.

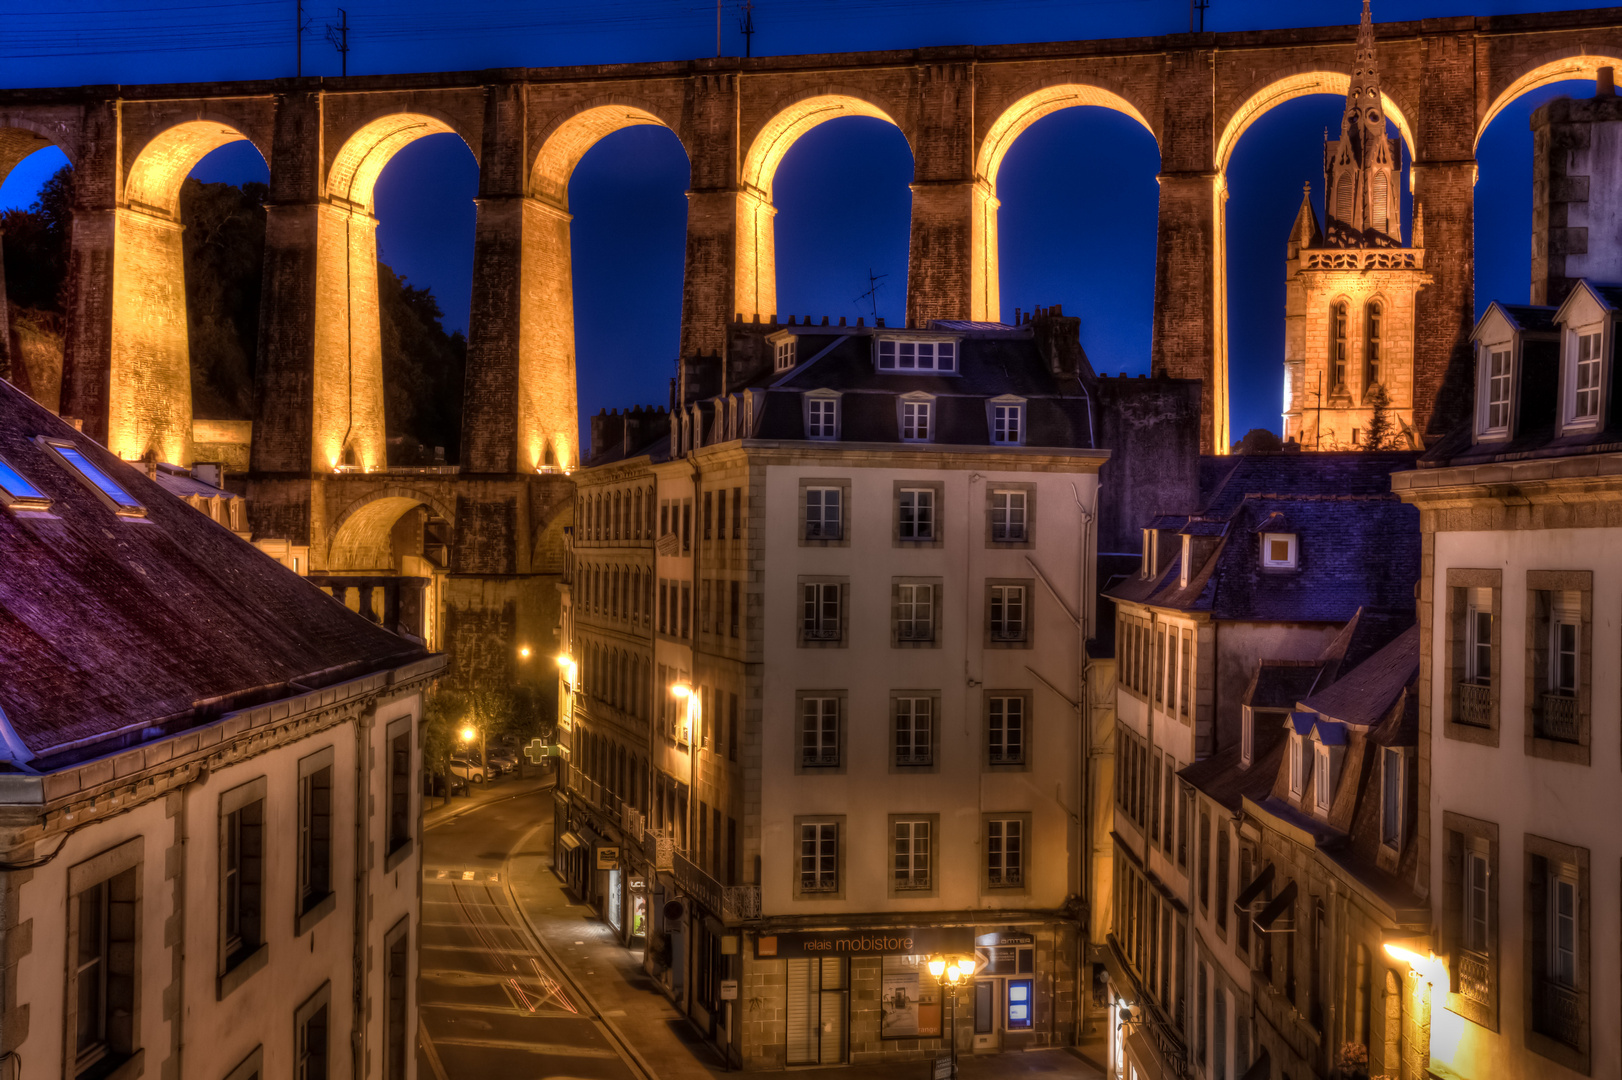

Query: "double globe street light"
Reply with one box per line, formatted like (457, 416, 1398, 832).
(927, 953, 978, 1078)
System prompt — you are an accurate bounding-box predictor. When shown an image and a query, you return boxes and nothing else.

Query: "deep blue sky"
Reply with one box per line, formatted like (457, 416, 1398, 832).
(0, 0, 1602, 444)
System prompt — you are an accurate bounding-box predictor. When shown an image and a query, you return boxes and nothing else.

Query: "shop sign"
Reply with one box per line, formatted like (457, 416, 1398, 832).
(719, 979, 739, 1001)
(596, 846, 620, 870)
(933, 1056, 955, 1079)
(755, 926, 974, 959)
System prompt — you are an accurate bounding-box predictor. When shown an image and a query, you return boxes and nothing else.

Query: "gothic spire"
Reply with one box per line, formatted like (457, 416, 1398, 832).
(1322, 0, 1402, 247)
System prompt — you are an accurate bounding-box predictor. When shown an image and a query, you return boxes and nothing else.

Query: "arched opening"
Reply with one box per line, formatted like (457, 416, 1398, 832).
(0, 134, 73, 414)
(324, 489, 455, 647)
(985, 93, 1159, 367)
(1219, 78, 1415, 447)
(739, 94, 908, 324)
(519, 105, 685, 472)
(565, 120, 689, 461)
(1474, 67, 1617, 315)
(317, 113, 475, 473)
(976, 85, 1157, 329)
(114, 121, 269, 466)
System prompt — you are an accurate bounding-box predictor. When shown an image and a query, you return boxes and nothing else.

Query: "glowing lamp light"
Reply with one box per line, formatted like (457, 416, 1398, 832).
(555, 654, 572, 667)
(518, 645, 532, 659)
(671, 684, 693, 699)
(458, 725, 476, 743)
(1383, 943, 1425, 967)
(955, 956, 977, 978)
(927, 958, 946, 979)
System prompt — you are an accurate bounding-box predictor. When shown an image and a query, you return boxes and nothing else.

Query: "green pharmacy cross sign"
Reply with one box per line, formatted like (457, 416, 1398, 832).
(524, 738, 550, 765)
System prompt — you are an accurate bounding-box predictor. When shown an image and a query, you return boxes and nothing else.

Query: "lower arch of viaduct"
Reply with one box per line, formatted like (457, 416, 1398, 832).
(2, 7, 1621, 484)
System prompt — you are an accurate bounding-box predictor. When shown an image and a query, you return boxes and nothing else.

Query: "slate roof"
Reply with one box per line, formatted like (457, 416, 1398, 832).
(1198, 451, 1418, 518)
(1245, 662, 1325, 710)
(149, 462, 244, 502)
(1298, 624, 1419, 728)
(1180, 738, 1283, 813)
(0, 379, 430, 769)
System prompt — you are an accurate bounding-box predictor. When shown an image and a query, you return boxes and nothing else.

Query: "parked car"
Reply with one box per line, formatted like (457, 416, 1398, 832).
(423, 772, 466, 797)
(487, 748, 518, 773)
(448, 756, 486, 783)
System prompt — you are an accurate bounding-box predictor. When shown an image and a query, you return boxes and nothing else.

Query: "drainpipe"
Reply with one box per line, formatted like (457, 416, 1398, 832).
(1070, 482, 1095, 1047)
(352, 708, 375, 1080)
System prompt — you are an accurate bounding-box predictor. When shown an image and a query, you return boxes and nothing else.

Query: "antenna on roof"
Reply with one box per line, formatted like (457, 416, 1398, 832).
(739, 0, 756, 58)
(1190, 0, 1210, 32)
(325, 7, 350, 77)
(855, 269, 887, 323)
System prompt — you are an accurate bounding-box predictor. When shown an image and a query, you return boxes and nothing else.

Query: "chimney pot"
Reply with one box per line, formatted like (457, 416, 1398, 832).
(839, 316, 846, 327)
(856, 317, 865, 327)
(821, 316, 829, 325)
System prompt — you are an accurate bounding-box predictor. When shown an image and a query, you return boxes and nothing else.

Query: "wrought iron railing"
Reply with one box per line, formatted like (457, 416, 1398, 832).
(723, 884, 761, 922)
(1458, 951, 1491, 1004)
(621, 804, 646, 842)
(644, 830, 677, 871)
(1455, 681, 1492, 727)
(1536, 692, 1579, 742)
(894, 751, 932, 767)
(1534, 981, 1581, 1048)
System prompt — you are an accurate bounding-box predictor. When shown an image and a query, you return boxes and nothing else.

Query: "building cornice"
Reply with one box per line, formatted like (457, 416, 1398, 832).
(1394, 452, 1622, 528)
(693, 440, 1108, 474)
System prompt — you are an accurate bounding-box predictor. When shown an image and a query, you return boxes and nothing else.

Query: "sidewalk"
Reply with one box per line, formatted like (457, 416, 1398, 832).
(422, 768, 552, 831)
(500, 813, 1107, 1080)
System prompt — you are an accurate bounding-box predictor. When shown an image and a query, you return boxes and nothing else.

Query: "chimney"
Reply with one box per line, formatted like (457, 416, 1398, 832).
(1029, 305, 1088, 377)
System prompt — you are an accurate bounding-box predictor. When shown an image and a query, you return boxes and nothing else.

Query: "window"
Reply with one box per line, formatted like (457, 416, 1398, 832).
(1485, 347, 1513, 433)
(1365, 301, 1383, 387)
(988, 696, 1024, 765)
(681, 499, 691, 551)
(729, 580, 740, 638)
(703, 491, 712, 539)
(991, 490, 1027, 542)
(680, 582, 691, 638)
(1526, 834, 1588, 1063)
(893, 819, 931, 890)
(991, 402, 1023, 444)
(805, 487, 841, 540)
(1216, 827, 1230, 933)
(894, 697, 932, 766)
(41, 439, 145, 517)
(987, 818, 1024, 888)
(1314, 743, 1333, 814)
(220, 778, 266, 984)
(1288, 734, 1309, 799)
(1549, 874, 1577, 989)
(1330, 302, 1349, 392)
(807, 396, 838, 439)
(989, 584, 1027, 643)
(1571, 330, 1603, 422)
(775, 338, 796, 372)
(1380, 747, 1404, 849)
(384, 920, 410, 1080)
(1240, 708, 1254, 768)
(894, 583, 935, 644)
(295, 984, 331, 1080)
(1261, 533, 1297, 569)
(1443, 812, 1497, 1026)
(877, 338, 956, 372)
(799, 822, 839, 893)
(1466, 592, 1492, 684)
(901, 399, 932, 441)
(69, 840, 141, 1080)
(387, 720, 412, 862)
(898, 488, 934, 540)
(1155, 628, 1166, 706)
(0, 454, 49, 511)
(1180, 631, 1192, 717)
(731, 486, 741, 535)
(801, 698, 840, 768)
(297, 749, 335, 932)
(1464, 848, 1490, 955)
(801, 582, 842, 642)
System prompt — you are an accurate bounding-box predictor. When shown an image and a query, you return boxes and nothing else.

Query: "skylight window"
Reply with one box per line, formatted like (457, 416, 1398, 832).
(40, 440, 145, 517)
(0, 455, 50, 511)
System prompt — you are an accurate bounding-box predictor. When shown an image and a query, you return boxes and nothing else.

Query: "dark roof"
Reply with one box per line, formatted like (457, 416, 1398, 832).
(1495, 303, 1559, 334)
(1245, 662, 1325, 710)
(0, 380, 430, 767)
(1107, 494, 1420, 624)
(150, 463, 244, 502)
(1197, 452, 1418, 518)
(1299, 624, 1419, 729)
(1181, 737, 1283, 812)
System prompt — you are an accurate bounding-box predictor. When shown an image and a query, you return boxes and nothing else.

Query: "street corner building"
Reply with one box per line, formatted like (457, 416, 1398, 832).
(0, 377, 443, 1080)
(553, 309, 1199, 1069)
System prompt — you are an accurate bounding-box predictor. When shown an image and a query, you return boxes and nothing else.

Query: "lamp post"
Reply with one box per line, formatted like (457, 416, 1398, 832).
(927, 953, 978, 1078)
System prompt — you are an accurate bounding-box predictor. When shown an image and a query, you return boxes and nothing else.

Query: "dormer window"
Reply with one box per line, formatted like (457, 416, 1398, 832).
(990, 398, 1025, 445)
(1314, 742, 1334, 815)
(1570, 329, 1603, 424)
(1179, 534, 1192, 588)
(805, 392, 840, 441)
(1141, 529, 1154, 579)
(0, 455, 50, 512)
(1288, 730, 1310, 799)
(39, 439, 144, 517)
(1261, 533, 1297, 569)
(1483, 345, 1513, 435)
(900, 395, 934, 442)
(1240, 707, 1254, 768)
(876, 338, 957, 373)
(775, 338, 797, 372)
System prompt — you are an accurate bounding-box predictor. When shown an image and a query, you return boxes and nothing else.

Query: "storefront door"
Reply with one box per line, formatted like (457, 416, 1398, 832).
(786, 957, 847, 1065)
(973, 939, 1036, 1050)
(607, 868, 623, 932)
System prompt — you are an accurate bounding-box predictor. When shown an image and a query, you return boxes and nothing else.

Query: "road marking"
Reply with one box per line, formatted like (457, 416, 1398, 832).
(429, 1037, 621, 1058)
(419, 1001, 582, 1020)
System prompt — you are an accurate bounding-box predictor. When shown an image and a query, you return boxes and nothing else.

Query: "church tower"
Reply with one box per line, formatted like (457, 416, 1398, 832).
(1281, 0, 1432, 449)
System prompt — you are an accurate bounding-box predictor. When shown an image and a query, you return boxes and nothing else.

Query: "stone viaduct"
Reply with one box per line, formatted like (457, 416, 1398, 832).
(0, 6, 1619, 676)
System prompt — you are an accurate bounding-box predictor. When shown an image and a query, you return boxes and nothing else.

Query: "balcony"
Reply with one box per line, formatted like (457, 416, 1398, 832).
(643, 830, 677, 871)
(1534, 981, 1581, 1049)
(621, 804, 646, 841)
(1454, 681, 1492, 727)
(1458, 951, 1491, 1004)
(723, 885, 761, 922)
(801, 750, 840, 769)
(1536, 692, 1579, 743)
(894, 751, 932, 767)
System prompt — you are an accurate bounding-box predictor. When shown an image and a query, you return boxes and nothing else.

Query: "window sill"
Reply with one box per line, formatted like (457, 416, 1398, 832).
(986, 637, 1032, 651)
(217, 942, 269, 1000)
(384, 837, 415, 874)
(296, 891, 337, 937)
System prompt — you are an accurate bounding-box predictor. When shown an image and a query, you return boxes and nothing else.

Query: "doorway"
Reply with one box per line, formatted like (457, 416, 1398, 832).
(786, 957, 847, 1065)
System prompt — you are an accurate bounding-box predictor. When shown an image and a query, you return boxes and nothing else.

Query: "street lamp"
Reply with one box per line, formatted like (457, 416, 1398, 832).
(459, 725, 476, 743)
(927, 953, 977, 1078)
(671, 683, 698, 853)
(518, 645, 532, 659)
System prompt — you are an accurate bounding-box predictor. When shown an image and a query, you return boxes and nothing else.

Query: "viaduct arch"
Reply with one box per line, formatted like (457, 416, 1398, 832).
(0, 5, 1619, 477)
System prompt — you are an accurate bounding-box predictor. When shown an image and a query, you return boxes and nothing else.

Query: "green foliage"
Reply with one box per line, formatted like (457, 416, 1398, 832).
(1363, 383, 1395, 451)
(1, 164, 74, 313)
(378, 264, 465, 465)
(1234, 428, 1283, 454)
(179, 178, 267, 420)
(421, 685, 466, 779)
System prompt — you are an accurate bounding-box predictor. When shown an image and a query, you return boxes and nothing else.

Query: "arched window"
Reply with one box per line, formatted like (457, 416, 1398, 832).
(1365, 301, 1383, 389)
(1335, 176, 1355, 226)
(1370, 172, 1389, 236)
(1331, 302, 1350, 393)
(634, 489, 644, 538)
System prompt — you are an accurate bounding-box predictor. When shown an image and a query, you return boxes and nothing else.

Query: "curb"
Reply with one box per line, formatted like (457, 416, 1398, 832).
(424, 775, 551, 831)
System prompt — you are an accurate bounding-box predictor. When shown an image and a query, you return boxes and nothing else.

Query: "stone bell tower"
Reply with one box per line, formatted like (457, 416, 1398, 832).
(1282, 0, 1432, 449)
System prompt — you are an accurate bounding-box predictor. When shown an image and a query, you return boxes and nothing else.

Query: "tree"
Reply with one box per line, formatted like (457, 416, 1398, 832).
(421, 686, 467, 802)
(1363, 383, 1395, 451)
(1235, 428, 1283, 454)
(1, 164, 74, 313)
(179, 178, 268, 419)
(378, 265, 465, 464)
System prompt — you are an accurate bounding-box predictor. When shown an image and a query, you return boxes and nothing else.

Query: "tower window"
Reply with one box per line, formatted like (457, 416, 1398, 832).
(1365, 302, 1383, 388)
(1331, 303, 1349, 393)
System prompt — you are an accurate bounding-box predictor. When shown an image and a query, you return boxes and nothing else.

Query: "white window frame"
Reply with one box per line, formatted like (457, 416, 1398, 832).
(1380, 746, 1404, 850)
(800, 698, 840, 768)
(1180, 534, 1192, 587)
(894, 698, 932, 765)
(991, 489, 1028, 542)
(0, 453, 49, 511)
(900, 396, 934, 442)
(805, 393, 840, 440)
(1261, 533, 1297, 569)
(1314, 742, 1334, 815)
(801, 582, 841, 641)
(987, 818, 1024, 888)
(1566, 325, 1605, 427)
(876, 337, 958, 373)
(775, 338, 797, 372)
(898, 487, 935, 540)
(896, 584, 934, 642)
(1463, 846, 1490, 956)
(988, 696, 1024, 765)
(1466, 591, 1492, 684)
(1549, 593, 1579, 696)
(1549, 869, 1578, 989)
(1288, 733, 1308, 799)
(989, 397, 1025, 445)
(805, 487, 842, 540)
(1480, 341, 1514, 437)
(893, 819, 931, 890)
(38, 438, 145, 517)
(1240, 707, 1254, 769)
(989, 584, 1027, 642)
(800, 822, 839, 893)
